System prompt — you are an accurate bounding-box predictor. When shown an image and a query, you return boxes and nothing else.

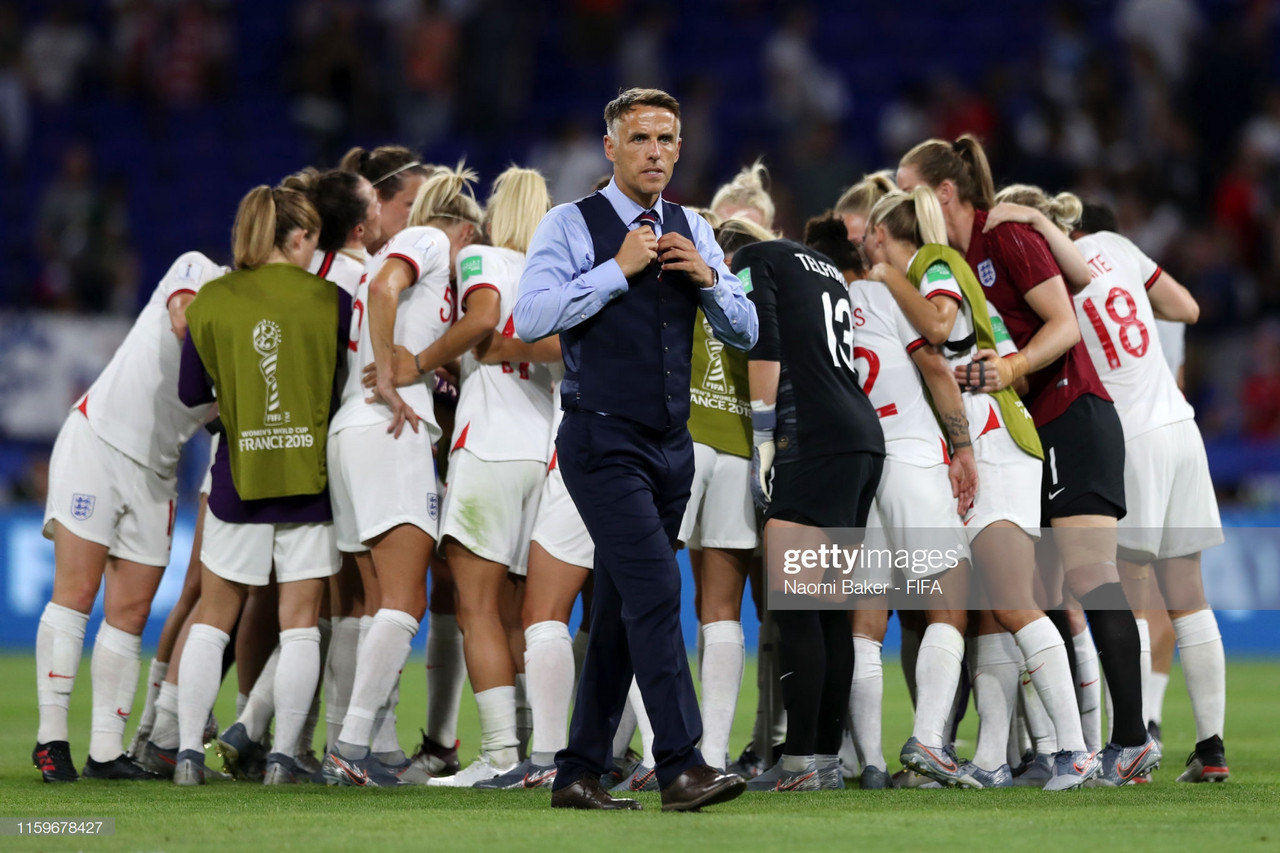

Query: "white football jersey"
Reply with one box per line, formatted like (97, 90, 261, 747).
(912, 253, 1019, 368)
(450, 246, 554, 463)
(1073, 231, 1193, 439)
(329, 226, 454, 441)
(308, 248, 367, 299)
(76, 251, 227, 478)
(1156, 319, 1185, 379)
(847, 279, 947, 468)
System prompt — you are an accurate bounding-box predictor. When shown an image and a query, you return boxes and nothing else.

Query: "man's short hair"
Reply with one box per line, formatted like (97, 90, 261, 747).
(604, 88, 682, 140)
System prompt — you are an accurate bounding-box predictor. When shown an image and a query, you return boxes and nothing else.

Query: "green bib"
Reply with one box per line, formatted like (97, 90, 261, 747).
(908, 246, 1043, 460)
(687, 309, 752, 458)
(186, 264, 340, 500)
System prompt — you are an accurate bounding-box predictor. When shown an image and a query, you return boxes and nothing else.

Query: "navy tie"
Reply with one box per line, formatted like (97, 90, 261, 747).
(635, 209, 659, 233)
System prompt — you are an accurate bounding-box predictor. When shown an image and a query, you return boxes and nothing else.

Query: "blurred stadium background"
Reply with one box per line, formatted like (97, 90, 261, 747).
(0, 0, 1278, 650)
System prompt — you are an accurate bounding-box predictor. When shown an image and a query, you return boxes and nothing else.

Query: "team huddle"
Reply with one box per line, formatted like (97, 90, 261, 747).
(31, 87, 1227, 799)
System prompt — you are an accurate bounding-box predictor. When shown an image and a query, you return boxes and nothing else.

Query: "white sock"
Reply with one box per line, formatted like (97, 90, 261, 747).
(700, 620, 745, 769)
(1072, 627, 1103, 751)
(89, 622, 143, 761)
(912, 623, 965, 747)
(1014, 617, 1084, 752)
(239, 645, 280, 742)
(475, 685, 518, 766)
(425, 613, 465, 747)
(1019, 662, 1058, 754)
(571, 628, 590, 684)
(628, 679, 656, 767)
(525, 621, 573, 764)
(1149, 671, 1170, 727)
(1172, 610, 1225, 743)
(178, 624, 230, 754)
(136, 658, 168, 735)
(273, 627, 322, 761)
(612, 690, 638, 760)
(515, 673, 532, 760)
(972, 632, 1020, 771)
(236, 692, 248, 717)
(340, 609, 416, 750)
(850, 635, 886, 771)
(359, 614, 373, 646)
(152, 681, 180, 749)
(298, 618, 329, 756)
(324, 615, 360, 753)
(371, 682, 402, 757)
(35, 602, 89, 744)
(1136, 617, 1151, 725)
(696, 619, 706, 682)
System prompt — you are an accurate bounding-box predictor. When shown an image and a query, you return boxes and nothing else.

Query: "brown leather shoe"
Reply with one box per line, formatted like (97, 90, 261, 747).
(550, 775, 643, 810)
(660, 764, 747, 812)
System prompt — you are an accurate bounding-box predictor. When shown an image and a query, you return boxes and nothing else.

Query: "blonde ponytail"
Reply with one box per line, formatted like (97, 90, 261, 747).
(486, 166, 551, 254)
(409, 161, 483, 230)
(911, 185, 948, 246)
(710, 159, 776, 229)
(231, 185, 320, 270)
(834, 170, 897, 218)
(994, 184, 1081, 234)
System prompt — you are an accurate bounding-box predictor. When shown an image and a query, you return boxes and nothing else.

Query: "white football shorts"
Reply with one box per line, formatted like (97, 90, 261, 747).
(858, 457, 970, 584)
(439, 448, 545, 575)
(529, 454, 594, 571)
(962, 398, 1043, 541)
(328, 422, 440, 553)
(43, 411, 177, 567)
(678, 442, 758, 551)
(201, 512, 338, 586)
(1118, 418, 1223, 561)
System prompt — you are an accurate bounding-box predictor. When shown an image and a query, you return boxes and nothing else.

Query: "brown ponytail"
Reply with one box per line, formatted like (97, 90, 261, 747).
(901, 134, 996, 210)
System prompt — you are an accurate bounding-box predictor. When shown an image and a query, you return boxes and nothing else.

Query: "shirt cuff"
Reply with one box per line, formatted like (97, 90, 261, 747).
(581, 259, 629, 317)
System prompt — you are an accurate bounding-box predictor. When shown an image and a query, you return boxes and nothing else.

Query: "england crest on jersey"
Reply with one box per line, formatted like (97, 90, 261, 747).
(71, 493, 96, 521)
(978, 259, 996, 288)
(427, 492, 440, 521)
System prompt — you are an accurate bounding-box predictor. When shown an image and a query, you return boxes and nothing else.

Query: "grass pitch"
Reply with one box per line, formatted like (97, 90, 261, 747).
(1, 654, 1277, 852)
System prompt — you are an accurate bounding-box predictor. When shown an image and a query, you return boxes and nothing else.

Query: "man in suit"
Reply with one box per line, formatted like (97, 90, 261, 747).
(514, 88, 757, 811)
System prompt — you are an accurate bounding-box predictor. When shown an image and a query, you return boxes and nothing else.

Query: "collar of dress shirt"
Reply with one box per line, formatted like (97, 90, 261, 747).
(601, 178, 665, 228)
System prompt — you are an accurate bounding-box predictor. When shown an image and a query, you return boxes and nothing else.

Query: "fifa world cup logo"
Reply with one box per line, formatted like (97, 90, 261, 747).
(253, 319, 283, 425)
(701, 315, 729, 394)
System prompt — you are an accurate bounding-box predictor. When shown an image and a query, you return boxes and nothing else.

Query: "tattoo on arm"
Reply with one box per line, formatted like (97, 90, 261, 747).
(942, 411, 970, 447)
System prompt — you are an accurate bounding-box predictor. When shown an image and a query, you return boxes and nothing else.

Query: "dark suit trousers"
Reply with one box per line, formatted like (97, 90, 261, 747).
(551, 410, 703, 790)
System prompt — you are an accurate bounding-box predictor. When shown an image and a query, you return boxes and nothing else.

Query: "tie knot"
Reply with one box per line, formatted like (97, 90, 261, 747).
(635, 210, 659, 228)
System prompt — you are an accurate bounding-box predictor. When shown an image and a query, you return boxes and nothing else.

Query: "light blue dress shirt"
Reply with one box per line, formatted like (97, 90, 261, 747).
(513, 179, 758, 351)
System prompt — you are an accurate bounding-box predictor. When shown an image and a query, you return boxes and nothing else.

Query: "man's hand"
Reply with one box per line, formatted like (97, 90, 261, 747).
(949, 445, 978, 516)
(362, 344, 420, 389)
(615, 226, 659, 277)
(955, 349, 1029, 393)
(658, 232, 715, 288)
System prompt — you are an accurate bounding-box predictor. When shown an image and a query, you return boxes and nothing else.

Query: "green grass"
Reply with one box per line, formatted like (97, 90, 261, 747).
(1, 654, 1278, 852)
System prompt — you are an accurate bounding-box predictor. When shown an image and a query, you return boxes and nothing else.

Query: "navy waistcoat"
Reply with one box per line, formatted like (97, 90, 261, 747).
(560, 192, 700, 431)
